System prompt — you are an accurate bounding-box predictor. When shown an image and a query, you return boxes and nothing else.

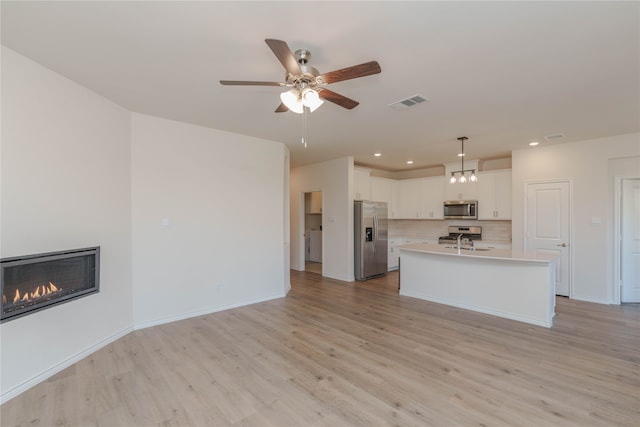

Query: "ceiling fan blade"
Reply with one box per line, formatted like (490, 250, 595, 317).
(318, 89, 359, 110)
(220, 80, 285, 86)
(275, 103, 289, 113)
(319, 61, 381, 84)
(265, 39, 301, 76)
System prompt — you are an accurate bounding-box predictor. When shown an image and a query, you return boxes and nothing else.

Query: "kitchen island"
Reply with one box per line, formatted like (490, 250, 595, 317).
(399, 243, 557, 328)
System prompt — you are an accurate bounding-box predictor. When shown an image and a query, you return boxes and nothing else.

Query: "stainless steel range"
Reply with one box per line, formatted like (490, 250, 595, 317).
(438, 226, 482, 244)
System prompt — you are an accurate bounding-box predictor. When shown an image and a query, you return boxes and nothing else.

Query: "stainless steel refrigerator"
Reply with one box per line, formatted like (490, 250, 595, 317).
(354, 200, 388, 281)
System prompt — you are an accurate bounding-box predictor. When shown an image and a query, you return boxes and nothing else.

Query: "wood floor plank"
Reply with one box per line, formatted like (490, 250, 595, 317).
(2, 269, 639, 426)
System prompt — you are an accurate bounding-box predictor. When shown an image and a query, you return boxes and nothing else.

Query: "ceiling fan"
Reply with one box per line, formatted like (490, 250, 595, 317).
(220, 39, 381, 113)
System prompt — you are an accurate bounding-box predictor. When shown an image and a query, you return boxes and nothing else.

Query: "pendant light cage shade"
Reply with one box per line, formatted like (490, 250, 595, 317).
(449, 136, 478, 184)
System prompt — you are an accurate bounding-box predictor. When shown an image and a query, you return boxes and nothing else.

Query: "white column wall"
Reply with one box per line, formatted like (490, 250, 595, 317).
(1, 47, 133, 400)
(290, 157, 354, 282)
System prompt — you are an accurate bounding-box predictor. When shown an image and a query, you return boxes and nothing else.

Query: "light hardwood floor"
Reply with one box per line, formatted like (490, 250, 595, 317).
(2, 270, 639, 426)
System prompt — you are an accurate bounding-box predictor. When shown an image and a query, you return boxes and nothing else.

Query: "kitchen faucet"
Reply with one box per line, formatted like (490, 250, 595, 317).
(457, 233, 463, 250)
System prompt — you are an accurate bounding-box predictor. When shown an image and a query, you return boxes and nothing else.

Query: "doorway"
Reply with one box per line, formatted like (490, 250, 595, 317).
(303, 191, 323, 275)
(525, 180, 572, 296)
(620, 178, 640, 303)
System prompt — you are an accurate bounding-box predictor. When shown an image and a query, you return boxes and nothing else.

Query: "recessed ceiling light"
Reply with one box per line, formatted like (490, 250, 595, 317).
(374, 153, 382, 157)
(529, 141, 539, 146)
(406, 160, 414, 165)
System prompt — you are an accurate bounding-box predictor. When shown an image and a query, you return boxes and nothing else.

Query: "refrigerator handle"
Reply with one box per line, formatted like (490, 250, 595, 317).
(373, 213, 378, 252)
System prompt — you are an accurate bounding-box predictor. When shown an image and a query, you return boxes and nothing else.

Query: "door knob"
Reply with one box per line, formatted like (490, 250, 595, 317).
(556, 243, 568, 247)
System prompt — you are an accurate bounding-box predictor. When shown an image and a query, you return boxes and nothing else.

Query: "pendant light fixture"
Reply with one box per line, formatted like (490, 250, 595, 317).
(449, 136, 477, 184)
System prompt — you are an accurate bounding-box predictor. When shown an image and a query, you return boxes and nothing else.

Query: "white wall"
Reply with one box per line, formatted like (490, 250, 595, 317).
(131, 114, 288, 327)
(1, 47, 133, 399)
(290, 157, 354, 281)
(512, 133, 640, 303)
(1, 47, 290, 402)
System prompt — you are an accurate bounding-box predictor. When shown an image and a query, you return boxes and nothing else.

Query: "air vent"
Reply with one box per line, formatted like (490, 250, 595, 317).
(388, 94, 430, 110)
(544, 133, 565, 140)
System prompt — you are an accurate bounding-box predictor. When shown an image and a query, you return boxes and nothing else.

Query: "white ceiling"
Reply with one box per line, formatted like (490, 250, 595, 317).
(2, 1, 638, 170)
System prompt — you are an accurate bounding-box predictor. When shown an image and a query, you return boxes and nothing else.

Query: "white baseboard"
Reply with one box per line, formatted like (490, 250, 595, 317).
(0, 326, 133, 405)
(571, 294, 610, 305)
(133, 292, 286, 331)
(320, 272, 352, 282)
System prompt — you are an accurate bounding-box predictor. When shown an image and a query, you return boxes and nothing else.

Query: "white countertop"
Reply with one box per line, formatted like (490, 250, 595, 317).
(398, 243, 556, 264)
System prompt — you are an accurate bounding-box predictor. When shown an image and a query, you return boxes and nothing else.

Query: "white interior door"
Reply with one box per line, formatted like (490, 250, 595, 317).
(526, 181, 571, 296)
(621, 178, 640, 302)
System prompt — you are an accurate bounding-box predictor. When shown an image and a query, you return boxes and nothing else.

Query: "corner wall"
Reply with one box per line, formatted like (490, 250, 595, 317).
(1, 47, 290, 402)
(1, 47, 133, 400)
(512, 133, 640, 303)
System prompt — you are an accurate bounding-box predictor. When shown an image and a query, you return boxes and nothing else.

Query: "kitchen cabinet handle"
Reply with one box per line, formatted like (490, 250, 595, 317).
(556, 243, 568, 247)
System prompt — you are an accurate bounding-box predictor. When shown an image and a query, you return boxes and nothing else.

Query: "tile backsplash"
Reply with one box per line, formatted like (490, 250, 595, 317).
(389, 219, 511, 243)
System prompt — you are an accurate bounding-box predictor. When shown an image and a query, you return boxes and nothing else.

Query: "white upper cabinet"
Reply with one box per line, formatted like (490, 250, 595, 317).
(371, 176, 391, 203)
(390, 180, 401, 219)
(371, 177, 400, 218)
(353, 168, 371, 200)
(477, 170, 512, 220)
(305, 191, 322, 214)
(399, 179, 421, 219)
(419, 176, 445, 219)
(365, 167, 511, 221)
(444, 180, 478, 201)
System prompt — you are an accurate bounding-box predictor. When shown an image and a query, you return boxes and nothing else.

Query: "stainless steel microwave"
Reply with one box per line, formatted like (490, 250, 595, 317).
(443, 200, 478, 220)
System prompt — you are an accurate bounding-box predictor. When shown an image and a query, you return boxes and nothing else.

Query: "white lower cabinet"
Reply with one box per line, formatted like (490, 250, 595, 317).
(388, 241, 400, 270)
(309, 230, 322, 262)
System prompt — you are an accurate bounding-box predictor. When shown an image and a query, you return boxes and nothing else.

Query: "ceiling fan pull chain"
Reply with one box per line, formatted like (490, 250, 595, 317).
(301, 107, 308, 148)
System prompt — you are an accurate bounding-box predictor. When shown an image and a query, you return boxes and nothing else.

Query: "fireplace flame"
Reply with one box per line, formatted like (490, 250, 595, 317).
(11, 282, 61, 304)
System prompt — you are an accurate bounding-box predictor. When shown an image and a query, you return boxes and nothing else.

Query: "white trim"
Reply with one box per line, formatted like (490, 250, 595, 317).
(523, 178, 574, 298)
(320, 272, 352, 283)
(572, 294, 610, 305)
(133, 293, 286, 331)
(0, 326, 133, 405)
(613, 176, 623, 304)
(299, 192, 306, 271)
(615, 176, 640, 304)
(299, 189, 324, 275)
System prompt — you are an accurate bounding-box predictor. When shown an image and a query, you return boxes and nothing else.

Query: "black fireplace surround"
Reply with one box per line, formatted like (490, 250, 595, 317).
(1, 247, 100, 322)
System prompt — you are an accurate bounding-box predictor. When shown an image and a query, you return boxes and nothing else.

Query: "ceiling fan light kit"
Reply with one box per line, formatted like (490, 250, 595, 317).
(280, 85, 325, 114)
(449, 136, 477, 184)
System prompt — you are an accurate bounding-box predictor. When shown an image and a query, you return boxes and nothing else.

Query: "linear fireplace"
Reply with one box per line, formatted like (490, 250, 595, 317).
(1, 247, 100, 322)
